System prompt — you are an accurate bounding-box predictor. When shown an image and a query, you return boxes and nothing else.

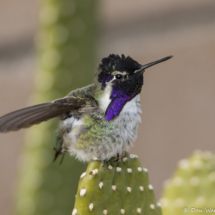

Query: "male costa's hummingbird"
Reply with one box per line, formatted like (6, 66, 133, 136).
(0, 54, 172, 162)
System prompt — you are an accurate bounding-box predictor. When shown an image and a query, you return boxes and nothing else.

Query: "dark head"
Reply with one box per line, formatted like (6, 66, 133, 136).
(96, 54, 172, 121)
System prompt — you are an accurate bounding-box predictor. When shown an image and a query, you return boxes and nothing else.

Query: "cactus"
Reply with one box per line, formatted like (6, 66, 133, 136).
(161, 150, 215, 215)
(72, 152, 162, 215)
(15, 1, 98, 215)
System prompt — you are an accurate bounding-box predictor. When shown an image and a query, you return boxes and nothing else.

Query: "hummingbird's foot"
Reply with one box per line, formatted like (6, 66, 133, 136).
(114, 153, 125, 162)
(114, 153, 120, 162)
(102, 159, 109, 167)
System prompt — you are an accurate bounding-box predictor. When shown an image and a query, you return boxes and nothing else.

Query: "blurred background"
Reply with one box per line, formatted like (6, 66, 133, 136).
(1, 0, 215, 214)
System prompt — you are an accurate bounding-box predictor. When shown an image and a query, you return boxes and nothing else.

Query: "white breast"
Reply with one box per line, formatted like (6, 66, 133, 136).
(99, 83, 142, 149)
(120, 94, 142, 115)
(116, 94, 142, 150)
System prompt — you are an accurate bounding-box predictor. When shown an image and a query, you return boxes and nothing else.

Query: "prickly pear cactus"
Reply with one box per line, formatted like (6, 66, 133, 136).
(72, 152, 162, 215)
(161, 150, 215, 215)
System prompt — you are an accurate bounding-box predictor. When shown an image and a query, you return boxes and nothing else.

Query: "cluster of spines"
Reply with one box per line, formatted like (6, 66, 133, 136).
(160, 150, 215, 215)
(72, 153, 162, 215)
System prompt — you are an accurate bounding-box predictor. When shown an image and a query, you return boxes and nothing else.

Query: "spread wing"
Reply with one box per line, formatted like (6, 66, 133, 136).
(0, 96, 87, 133)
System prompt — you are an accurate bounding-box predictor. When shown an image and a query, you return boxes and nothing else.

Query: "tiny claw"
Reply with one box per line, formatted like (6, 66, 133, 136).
(114, 153, 123, 162)
(102, 159, 109, 167)
(114, 153, 120, 162)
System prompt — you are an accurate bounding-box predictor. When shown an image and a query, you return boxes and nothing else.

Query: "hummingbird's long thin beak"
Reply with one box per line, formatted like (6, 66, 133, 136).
(135, 56, 173, 74)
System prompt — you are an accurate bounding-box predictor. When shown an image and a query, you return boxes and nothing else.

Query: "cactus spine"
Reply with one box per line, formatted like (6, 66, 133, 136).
(72, 153, 162, 215)
(161, 150, 215, 215)
(15, 1, 98, 215)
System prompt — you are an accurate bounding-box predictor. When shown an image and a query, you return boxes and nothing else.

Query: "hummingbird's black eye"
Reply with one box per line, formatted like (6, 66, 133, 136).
(115, 74, 123, 79)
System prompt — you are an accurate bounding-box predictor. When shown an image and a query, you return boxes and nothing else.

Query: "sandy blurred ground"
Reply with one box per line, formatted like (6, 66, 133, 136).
(0, 0, 215, 214)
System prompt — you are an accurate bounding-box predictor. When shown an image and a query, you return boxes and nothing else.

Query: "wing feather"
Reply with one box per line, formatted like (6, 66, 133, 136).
(0, 96, 87, 132)
(4, 110, 53, 131)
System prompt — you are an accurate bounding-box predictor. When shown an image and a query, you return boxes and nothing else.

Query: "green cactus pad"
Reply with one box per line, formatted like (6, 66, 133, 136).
(161, 150, 215, 215)
(72, 152, 162, 215)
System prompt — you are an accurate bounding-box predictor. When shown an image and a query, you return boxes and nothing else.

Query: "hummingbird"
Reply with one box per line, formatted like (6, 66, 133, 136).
(0, 54, 172, 162)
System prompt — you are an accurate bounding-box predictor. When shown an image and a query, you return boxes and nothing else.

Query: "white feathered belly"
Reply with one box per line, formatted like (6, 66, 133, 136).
(61, 95, 141, 162)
